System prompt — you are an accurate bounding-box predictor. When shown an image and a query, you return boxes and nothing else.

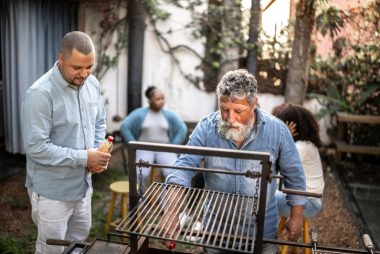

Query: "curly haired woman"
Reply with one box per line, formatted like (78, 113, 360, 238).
(273, 103, 324, 218)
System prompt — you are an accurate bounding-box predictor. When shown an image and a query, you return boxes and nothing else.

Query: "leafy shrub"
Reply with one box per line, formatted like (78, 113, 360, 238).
(0, 235, 30, 254)
(310, 42, 380, 117)
(309, 1, 380, 157)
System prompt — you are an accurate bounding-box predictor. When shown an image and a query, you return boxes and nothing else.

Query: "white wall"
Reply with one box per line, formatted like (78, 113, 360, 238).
(83, 3, 128, 133)
(141, 4, 216, 122)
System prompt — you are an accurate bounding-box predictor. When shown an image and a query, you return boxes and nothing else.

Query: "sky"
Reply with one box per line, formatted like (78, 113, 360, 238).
(242, 0, 291, 38)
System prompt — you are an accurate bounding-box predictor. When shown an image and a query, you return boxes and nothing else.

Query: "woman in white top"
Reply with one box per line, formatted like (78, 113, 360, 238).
(273, 103, 324, 218)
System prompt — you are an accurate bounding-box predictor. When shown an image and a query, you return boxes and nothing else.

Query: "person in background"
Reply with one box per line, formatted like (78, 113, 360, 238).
(120, 86, 187, 187)
(163, 69, 306, 254)
(21, 31, 110, 254)
(273, 103, 324, 218)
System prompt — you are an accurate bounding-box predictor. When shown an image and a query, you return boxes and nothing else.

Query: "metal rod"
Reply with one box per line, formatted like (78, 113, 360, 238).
(174, 187, 199, 240)
(225, 193, 240, 249)
(130, 184, 161, 231)
(127, 144, 138, 253)
(189, 190, 210, 242)
(245, 195, 255, 252)
(128, 141, 271, 161)
(264, 239, 380, 254)
(198, 190, 216, 244)
(121, 183, 162, 232)
(169, 187, 193, 239)
(216, 193, 230, 246)
(139, 184, 167, 236)
(212, 192, 228, 246)
(239, 196, 249, 251)
(155, 185, 185, 238)
(219, 193, 234, 248)
(281, 188, 323, 198)
(139, 162, 261, 177)
(204, 191, 222, 245)
(276, 175, 322, 198)
(254, 159, 271, 254)
(232, 195, 245, 249)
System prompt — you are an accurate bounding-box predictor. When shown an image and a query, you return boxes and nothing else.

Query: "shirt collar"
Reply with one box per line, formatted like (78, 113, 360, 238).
(255, 107, 266, 126)
(241, 108, 266, 148)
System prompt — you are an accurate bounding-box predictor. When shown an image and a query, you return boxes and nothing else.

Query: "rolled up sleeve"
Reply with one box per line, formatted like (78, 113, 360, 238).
(278, 125, 307, 207)
(166, 121, 205, 187)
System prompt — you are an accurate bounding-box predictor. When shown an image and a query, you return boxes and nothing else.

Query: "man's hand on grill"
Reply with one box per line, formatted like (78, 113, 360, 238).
(159, 185, 183, 250)
(160, 215, 179, 251)
(283, 205, 303, 241)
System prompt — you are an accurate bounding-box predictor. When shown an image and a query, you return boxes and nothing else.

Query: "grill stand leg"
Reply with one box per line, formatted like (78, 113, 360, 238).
(130, 235, 149, 254)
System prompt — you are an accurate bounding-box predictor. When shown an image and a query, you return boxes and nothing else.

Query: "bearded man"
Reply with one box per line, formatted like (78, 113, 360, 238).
(164, 69, 306, 254)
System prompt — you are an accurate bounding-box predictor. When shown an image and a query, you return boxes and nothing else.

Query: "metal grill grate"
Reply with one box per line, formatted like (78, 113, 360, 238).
(312, 250, 350, 254)
(116, 182, 258, 253)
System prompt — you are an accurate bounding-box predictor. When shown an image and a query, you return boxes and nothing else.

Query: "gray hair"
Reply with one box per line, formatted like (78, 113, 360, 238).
(216, 69, 258, 106)
(60, 31, 95, 57)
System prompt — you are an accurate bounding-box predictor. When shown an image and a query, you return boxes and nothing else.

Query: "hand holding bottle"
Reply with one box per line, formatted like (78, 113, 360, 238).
(87, 149, 111, 174)
(87, 136, 114, 174)
(98, 136, 114, 153)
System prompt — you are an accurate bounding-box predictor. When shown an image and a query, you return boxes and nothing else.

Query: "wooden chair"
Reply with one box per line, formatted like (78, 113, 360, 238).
(105, 181, 129, 233)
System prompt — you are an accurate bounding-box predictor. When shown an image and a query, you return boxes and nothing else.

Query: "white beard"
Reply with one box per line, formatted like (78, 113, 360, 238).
(217, 114, 254, 142)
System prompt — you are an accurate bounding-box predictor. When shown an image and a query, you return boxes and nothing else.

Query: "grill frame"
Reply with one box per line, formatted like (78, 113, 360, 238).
(126, 141, 272, 254)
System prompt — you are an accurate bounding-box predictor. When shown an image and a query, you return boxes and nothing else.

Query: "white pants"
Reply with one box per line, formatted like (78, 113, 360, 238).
(28, 189, 92, 254)
(136, 150, 178, 183)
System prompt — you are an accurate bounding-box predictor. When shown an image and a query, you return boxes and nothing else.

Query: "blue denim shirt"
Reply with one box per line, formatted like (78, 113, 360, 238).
(166, 108, 306, 239)
(21, 62, 106, 201)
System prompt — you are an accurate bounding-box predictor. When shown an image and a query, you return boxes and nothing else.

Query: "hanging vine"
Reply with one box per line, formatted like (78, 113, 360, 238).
(90, 0, 289, 93)
(91, 0, 128, 81)
(142, 0, 248, 92)
(142, 0, 204, 89)
(91, 0, 251, 92)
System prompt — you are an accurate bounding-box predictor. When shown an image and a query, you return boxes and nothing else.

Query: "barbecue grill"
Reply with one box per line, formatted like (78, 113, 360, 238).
(47, 141, 379, 254)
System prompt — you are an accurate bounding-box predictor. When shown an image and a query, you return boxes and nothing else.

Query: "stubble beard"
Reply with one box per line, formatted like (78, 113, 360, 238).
(70, 77, 86, 86)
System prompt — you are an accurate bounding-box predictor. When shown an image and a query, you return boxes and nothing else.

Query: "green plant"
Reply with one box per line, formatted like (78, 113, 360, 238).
(91, 0, 128, 81)
(309, 1, 380, 157)
(309, 1, 380, 117)
(309, 41, 380, 117)
(316, 4, 346, 38)
(0, 234, 31, 254)
(90, 162, 127, 240)
(89, 208, 107, 239)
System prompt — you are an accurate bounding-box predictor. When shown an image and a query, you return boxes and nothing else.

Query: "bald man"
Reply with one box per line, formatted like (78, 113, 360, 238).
(21, 31, 110, 254)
